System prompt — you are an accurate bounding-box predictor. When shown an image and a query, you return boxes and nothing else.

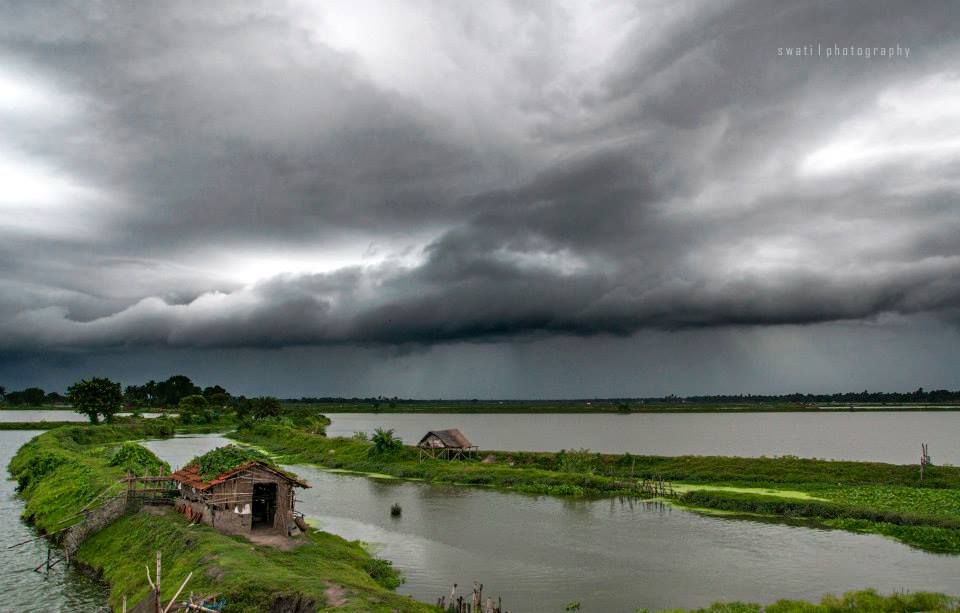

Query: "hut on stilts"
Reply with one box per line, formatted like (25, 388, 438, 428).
(417, 429, 478, 461)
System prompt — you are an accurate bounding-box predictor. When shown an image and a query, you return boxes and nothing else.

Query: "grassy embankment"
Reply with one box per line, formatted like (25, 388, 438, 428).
(280, 400, 960, 414)
(232, 423, 960, 554)
(0, 413, 239, 432)
(8, 423, 430, 613)
(0, 420, 84, 430)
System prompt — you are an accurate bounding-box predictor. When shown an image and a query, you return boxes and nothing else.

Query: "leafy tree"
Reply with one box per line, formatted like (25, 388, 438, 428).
(22, 387, 46, 406)
(202, 385, 228, 399)
(0, 385, 6, 401)
(206, 392, 231, 409)
(68, 378, 123, 424)
(369, 427, 403, 456)
(178, 394, 211, 424)
(234, 396, 251, 422)
(45, 392, 66, 405)
(143, 380, 159, 406)
(250, 396, 282, 420)
(157, 375, 201, 407)
(124, 384, 149, 408)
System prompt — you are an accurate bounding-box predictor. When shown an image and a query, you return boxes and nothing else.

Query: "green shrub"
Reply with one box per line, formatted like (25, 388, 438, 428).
(13, 447, 70, 491)
(364, 558, 404, 590)
(109, 442, 171, 476)
(189, 445, 271, 480)
(369, 428, 403, 457)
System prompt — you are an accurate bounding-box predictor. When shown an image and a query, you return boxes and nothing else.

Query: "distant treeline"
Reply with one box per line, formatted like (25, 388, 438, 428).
(4, 381, 959, 408)
(0, 375, 297, 426)
(654, 388, 960, 404)
(284, 388, 960, 405)
(0, 387, 66, 406)
(0, 375, 232, 408)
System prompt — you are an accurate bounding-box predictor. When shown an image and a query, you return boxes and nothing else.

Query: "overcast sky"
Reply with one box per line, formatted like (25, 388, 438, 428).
(1, 1, 959, 397)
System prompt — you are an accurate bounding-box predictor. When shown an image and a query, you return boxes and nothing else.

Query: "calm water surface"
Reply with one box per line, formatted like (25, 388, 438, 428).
(0, 430, 110, 612)
(144, 434, 960, 612)
(327, 412, 960, 464)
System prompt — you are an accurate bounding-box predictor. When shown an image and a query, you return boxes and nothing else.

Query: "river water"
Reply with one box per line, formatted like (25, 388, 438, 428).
(325, 411, 960, 465)
(4, 421, 959, 613)
(141, 434, 960, 612)
(0, 410, 167, 423)
(0, 430, 110, 612)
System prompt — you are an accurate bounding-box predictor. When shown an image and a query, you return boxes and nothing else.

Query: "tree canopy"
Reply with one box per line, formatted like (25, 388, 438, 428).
(250, 396, 282, 420)
(68, 377, 123, 424)
(178, 394, 212, 424)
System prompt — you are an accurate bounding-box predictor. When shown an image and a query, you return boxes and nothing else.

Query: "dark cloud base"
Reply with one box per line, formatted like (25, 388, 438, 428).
(1, 1, 959, 393)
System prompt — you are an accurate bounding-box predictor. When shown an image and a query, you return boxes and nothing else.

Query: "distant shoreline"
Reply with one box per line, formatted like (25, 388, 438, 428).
(5, 401, 960, 417)
(279, 401, 960, 414)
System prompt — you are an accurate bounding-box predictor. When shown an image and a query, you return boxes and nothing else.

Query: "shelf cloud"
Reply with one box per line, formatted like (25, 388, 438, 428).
(1, 1, 959, 392)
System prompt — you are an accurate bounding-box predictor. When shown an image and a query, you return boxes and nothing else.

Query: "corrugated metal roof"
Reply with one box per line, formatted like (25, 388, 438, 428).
(416, 428, 475, 449)
(170, 460, 309, 490)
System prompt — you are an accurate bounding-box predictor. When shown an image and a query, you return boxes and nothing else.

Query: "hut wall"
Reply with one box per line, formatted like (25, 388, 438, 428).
(206, 471, 255, 534)
(175, 498, 212, 526)
(274, 482, 295, 532)
(211, 505, 252, 535)
(173, 464, 298, 535)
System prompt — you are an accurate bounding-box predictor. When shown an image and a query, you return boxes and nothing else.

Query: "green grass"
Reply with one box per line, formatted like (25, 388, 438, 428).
(643, 589, 960, 612)
(80, 509, 428, 612)
(0, 420, 82, 430)
(8, 425, 431, 612)
(230, 423, 960, 554)
(9, 421, 176, 530)
(819, 485, 960, 520)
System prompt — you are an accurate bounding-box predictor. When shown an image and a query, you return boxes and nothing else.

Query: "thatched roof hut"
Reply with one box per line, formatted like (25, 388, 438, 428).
(417, 429, 478, 460)
(171, 446, 308, 536)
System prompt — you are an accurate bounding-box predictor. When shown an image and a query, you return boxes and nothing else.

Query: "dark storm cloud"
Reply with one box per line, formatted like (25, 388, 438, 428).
(2, 0, 960, 353)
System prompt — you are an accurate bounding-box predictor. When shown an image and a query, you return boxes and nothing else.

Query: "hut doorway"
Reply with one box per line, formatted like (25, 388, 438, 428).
(252, 483, 277, 528)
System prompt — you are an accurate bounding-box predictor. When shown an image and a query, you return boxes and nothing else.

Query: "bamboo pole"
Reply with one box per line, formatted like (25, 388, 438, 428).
(163, 571, 193, 613)
(156, 551, 162, 613)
